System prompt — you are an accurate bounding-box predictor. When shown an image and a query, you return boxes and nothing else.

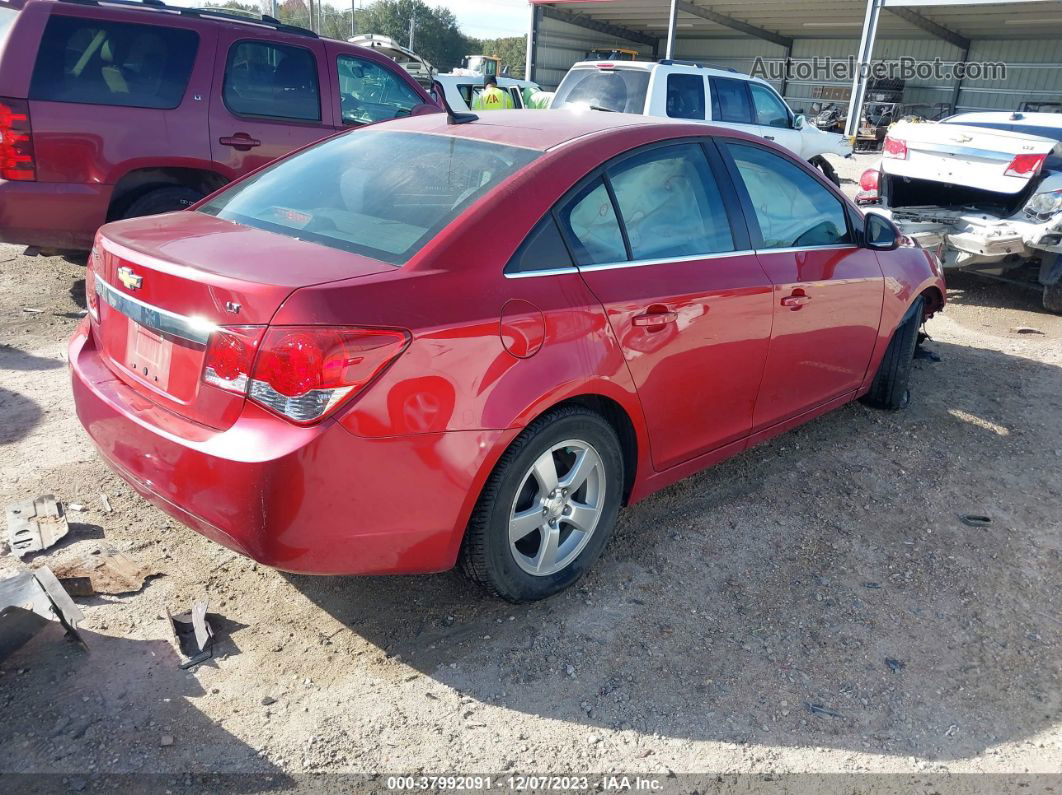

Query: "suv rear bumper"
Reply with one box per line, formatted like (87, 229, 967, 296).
(0, 180, 111, 250)
(69, 321, 509, 575)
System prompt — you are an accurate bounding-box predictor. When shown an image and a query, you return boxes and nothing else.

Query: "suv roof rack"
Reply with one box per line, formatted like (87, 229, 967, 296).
(657, 58, 738, 73)
(56, 0, 319, 38)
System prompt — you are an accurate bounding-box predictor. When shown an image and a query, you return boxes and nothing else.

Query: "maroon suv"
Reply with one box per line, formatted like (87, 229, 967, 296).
(0, 0, 438, 251)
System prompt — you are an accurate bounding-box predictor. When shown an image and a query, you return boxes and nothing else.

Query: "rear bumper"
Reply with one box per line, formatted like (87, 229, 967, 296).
(68, 322, 510, 575)
(0, 180, 111, 250)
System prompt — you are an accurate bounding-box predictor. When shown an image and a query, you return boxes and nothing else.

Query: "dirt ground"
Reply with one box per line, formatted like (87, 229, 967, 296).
(1, 166, 1061, 789)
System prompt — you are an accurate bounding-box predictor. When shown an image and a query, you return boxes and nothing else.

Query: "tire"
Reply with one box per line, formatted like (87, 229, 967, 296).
(861, 297, 924, 411)
(810, 155, 840, 187)
(1043, 282, 1062, 314)
(121, 186, 203, 220)
(459, 406, 624, 602)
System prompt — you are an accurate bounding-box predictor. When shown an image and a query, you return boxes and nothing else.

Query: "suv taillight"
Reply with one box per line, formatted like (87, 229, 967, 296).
(1005, 153, 1047, 178)
(0, 97, 35, 181)
(202, 326, 409, 424)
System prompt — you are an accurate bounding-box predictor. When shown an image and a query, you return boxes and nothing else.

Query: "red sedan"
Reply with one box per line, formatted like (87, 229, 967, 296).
(69, 110, 945, 602)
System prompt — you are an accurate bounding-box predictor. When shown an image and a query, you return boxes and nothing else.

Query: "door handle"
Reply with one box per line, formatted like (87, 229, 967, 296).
(632, 310, 678, 328)
(780, 293, 811, 309)
(219, 134, 261, 151)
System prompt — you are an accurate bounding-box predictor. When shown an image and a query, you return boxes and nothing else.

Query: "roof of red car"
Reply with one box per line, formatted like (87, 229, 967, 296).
(383, 109, 679, 152)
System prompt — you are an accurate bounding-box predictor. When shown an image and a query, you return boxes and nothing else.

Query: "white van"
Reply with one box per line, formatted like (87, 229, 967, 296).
(550, 59, 851, 184)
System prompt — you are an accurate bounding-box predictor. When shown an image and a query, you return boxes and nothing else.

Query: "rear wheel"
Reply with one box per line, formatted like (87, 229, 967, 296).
(459, 406, 623, 602)
(862, 297, 924, 411)
(121, 186, 204, 220)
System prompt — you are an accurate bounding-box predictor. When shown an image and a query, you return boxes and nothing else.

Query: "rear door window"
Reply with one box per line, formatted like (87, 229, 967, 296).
(224, 40, 320, 122)
(607, 144, 733, 260)
(726, 142, 851, 248)
(557, 178, 628, 266)
(29, 16, 198, 109)
(666, 73, 705, 120)
(505, 216, 574, 275)
(337, 54, 422, 125)
(709, 76, 752, 124)
(552, 68, 649, 114)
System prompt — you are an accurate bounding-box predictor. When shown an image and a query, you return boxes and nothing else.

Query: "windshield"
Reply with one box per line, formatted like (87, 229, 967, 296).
(552, 68, 649, 113)
(199, 131, 539, 265)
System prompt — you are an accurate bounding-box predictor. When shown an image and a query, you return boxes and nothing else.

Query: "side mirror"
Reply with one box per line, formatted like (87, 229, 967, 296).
(865, 212, 899, 250)
(793, 113, 805, 130)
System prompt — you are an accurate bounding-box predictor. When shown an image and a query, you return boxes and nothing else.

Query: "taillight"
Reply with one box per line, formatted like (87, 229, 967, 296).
(1004, 152, 1047, 178)
(85, 268, 99, 322)
(202, 326, 266, 394)
(248, 327, 409, 423)
(859, 168, 879, 192)
(882, 136, 907, 160)
(0, 97, 35, 181)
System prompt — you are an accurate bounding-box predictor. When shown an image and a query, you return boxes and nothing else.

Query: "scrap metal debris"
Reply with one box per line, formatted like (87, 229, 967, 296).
(167, 599, 214, 669)
(7, 495, 69, 557)
(0, 566, 85, 661)
(806, 703, 845, 719)
(959, 514, 993, 528)
(51, 549, 158, 596)
(885, 657, 906, 673)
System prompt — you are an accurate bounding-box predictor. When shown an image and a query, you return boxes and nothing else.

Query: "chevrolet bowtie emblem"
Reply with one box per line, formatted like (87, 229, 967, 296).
(117, 266, 143, 291)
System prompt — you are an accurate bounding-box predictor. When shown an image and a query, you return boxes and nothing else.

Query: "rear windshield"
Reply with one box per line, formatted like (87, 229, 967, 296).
(199, 131, 539, 265)
(29, 16, 198, 109)
(552, 68, 649, 114)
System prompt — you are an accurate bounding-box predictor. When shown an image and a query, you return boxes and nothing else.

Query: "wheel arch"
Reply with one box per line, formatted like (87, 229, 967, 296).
(106, 167, 229, 221)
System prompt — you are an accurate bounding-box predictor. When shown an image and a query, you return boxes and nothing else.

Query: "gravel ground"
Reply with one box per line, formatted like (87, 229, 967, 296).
(0, 193, 1060, 791)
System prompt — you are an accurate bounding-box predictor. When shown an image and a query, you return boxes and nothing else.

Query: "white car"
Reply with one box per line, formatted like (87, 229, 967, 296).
(549, 59, 852, 184)
(860, 112, 1062, 312)
(433, 74, 549, 112)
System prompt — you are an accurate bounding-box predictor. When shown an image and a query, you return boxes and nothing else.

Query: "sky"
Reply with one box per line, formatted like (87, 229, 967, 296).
(174, 0, 533, 39)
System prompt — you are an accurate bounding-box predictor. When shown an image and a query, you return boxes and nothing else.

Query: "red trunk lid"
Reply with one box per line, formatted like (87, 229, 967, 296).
(91, 212, 393, 430)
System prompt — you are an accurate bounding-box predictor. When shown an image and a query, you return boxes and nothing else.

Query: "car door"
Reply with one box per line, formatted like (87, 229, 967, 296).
(747, 82, 803, 157)
(329, 45, 426, 127)
(208, 31, 335, 178)
(560, 142, 775, 471)
(719, 141, 885, 430)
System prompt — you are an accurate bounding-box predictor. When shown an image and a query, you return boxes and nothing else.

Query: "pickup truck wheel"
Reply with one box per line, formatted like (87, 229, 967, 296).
(809, 156, 840, 187)
(1044, 282, 1062, 314)
(861, 297, 924, 411)
(121, 186, 204, 220)
(459, 406, 623, 603)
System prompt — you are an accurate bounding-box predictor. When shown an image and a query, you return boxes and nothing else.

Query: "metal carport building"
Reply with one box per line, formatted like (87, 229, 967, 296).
(524, 0, 1062, 135)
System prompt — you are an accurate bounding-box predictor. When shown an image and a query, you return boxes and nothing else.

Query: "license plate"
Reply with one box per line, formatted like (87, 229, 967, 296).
(126, 322, 173, 391)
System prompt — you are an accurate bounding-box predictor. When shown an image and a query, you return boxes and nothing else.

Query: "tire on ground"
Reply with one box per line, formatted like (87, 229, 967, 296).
(861, 296, 925, 411)
(121, 186, 204, 220)
(459, 405, 624, 602)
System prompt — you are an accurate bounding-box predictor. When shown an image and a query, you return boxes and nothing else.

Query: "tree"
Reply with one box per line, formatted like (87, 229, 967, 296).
(475, 36, 527, 80)
(359, 0, 469, 71)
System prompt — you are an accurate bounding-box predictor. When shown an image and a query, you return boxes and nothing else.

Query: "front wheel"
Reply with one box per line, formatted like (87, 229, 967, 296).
(861, 297, 924, 411)
(809, 155, 840, 187)
(459, 406, 624, 602)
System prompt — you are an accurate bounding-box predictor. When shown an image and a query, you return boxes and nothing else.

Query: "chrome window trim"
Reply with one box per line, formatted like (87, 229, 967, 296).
(906, 141, 1014, 161)
(578, 249, 754, 272)
(94, 277, 216, 345)
(505, 243, 860, 277)
(504, 266, 580, 280)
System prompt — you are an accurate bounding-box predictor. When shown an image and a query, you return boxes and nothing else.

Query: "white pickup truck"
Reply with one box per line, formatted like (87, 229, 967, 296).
(860, 112, 1062, 312)
(549, 59, 852, 184)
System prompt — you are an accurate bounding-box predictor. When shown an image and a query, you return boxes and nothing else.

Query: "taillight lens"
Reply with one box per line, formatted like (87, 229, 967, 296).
(1005, 152, 1047, 178)
(245, 327, 408, 424)
(85, 268, 99, 322)
(203, 326, 266, 394)
(859, 168, 879, 192)
(0, 97, 35, 181)
(882, 136, 907, 160)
